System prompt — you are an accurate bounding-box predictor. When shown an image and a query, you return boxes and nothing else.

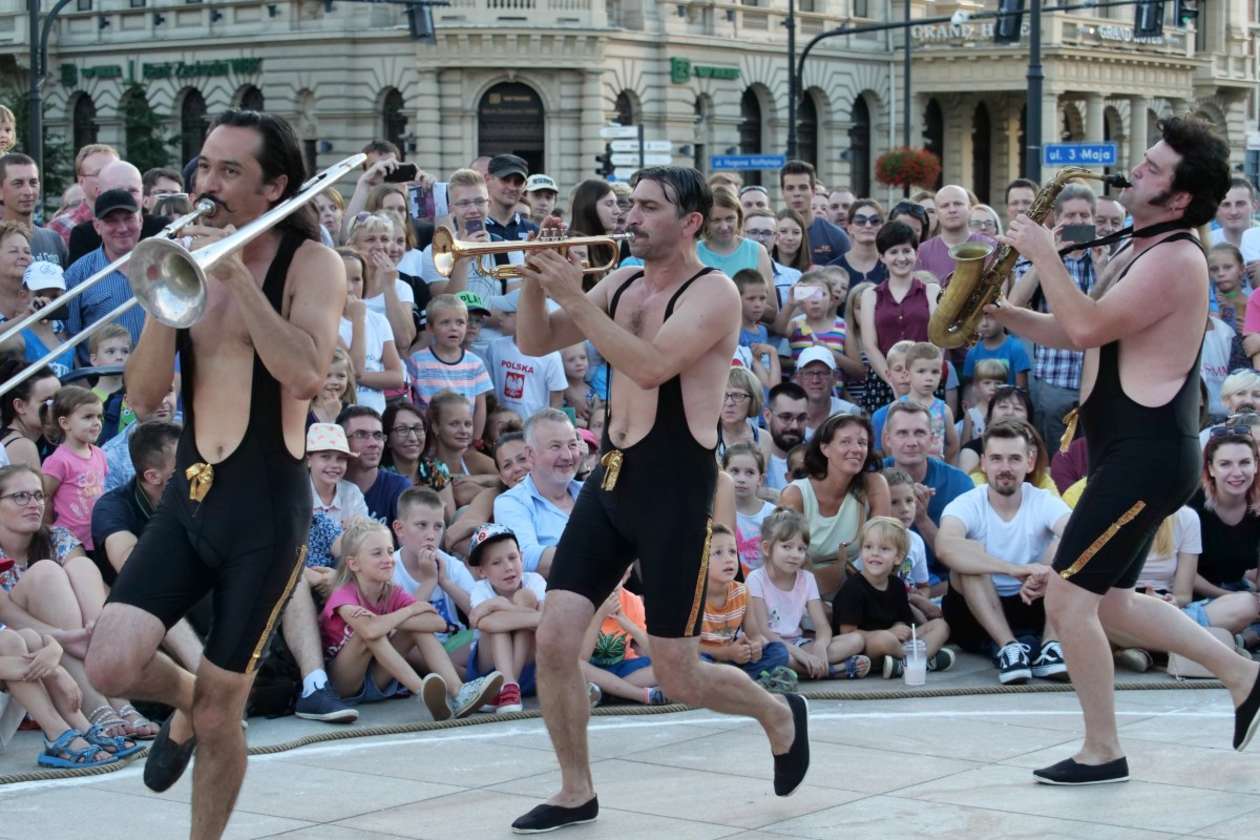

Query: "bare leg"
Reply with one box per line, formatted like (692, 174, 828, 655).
(280, 580, 325, 681)
(188, 660, 254, 840)
(1202, 593, 1260, 635)
(61, 555, 108, 625)
(861, 630, 905, 659)
(1045, 575, 1121, 764)
(408, 632, 463, 690)
(482, 631, 519, 683)
(163, 621, 204, 673)
(825, 632, 866, 663)
(511, 629, 534, 681)
(0, 631, 78, 741)
(534, 592, 598, 808)
(579, 661, 655, 703)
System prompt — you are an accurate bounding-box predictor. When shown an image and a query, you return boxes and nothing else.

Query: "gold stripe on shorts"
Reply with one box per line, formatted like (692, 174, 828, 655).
(1059, 501, 1146, 580)
(685, 519, 713, 634)
(246, 544, 307, 673)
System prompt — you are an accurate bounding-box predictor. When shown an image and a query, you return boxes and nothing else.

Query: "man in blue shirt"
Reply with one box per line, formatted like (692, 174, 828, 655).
(492, 408, 582, 577)
(779, 160, 850, 265)
(484, 154, 539, 262)
(64, 188, 147, 364)
(339, 405, 411, 527)
(881, 401, 974, 580)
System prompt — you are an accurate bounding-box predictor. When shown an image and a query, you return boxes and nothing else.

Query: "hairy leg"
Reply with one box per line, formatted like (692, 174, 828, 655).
(1046, 576, 1120, 764)
(535, 592, 598, 808)
(188, 660, 254, 840)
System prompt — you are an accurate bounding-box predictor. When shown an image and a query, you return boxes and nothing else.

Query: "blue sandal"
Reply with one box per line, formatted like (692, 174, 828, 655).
(830, 655, 871, 680)
(37, 729, 120, 769)
(83, 723, 145, 759)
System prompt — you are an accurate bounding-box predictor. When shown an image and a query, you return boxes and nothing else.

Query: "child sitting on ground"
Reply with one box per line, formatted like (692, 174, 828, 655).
(700, 525, 795, 692)
(833, 517, 954, 679)
(723, 442, 775, 574)
(466, 523, 546, 714)
(581, 568, 666, 706)
(862, 469, 937, 615)
(746, 508, 870, 680)
(88, 324, 135, 443)
(320, 519, 473, 719)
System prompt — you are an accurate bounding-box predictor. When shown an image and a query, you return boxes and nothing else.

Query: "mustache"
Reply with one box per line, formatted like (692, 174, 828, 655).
(196, 194, 232, 216)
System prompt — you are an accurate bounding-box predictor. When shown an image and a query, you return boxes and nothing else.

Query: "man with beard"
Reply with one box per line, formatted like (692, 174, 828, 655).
(935, 419, 1071, 685)
(493, 408, 583, 578)
(762, 381, 809, 492)
(339, 405, 410, 527)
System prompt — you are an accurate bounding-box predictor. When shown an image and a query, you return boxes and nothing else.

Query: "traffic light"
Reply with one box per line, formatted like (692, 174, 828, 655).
(1134, 0, 1165, 37)
(993, 0, 1024, 44)
(1174, 0, 1198, 25)
(407, 4, 435, 41)
(595, 143, 614, 178)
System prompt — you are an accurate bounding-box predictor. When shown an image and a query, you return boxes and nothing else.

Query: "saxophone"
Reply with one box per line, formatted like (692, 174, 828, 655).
(927, 167, 1132, 348)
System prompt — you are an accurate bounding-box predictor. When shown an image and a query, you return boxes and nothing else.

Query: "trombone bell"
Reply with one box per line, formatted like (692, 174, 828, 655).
(126, 237, 209, 329)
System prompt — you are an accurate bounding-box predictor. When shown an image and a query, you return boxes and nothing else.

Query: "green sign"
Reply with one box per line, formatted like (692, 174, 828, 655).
(60, 65, 77, 87)
(670, 57, 740, 84)
(83, 65, 123, 80)
(142, 58, 263, 80)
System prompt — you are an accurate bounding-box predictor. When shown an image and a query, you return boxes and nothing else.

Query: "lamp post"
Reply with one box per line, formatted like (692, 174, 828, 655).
(903, 0, 911, 148)
(26, 0, 77, 211)
(786, 0, 798, 161)
(1026, 0, 1043, 182)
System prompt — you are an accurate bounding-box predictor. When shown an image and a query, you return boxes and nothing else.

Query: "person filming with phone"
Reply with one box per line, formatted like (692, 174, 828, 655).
(340, 153, 432, 243)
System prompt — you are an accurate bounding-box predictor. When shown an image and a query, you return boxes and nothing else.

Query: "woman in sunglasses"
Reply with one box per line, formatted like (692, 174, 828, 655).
(828, 200, 887, 288)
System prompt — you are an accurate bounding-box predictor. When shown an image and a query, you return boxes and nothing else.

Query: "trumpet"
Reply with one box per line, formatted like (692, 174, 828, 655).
(431, 225, 630, 281)
(0, 153, 367, 398)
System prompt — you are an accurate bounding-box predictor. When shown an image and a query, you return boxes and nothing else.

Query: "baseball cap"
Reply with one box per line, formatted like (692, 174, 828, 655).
(306, 423, 356, 457)
(525, 174, 558, 194)
(23, 261, 66, 292)
(456, 291, 491, 316)
(796, 346, 836, 371)
(468, 522, 519, 566)
(94, 188, 140, 220)
(488, 154, 528, 180)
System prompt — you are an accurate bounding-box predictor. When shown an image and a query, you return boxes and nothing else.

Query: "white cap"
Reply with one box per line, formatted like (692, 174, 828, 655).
(796, 345, 836, 371)
(23, 261, 66, 292)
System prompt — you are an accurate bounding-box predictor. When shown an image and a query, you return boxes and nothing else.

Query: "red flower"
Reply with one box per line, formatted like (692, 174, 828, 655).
(875, 147, 942, 190)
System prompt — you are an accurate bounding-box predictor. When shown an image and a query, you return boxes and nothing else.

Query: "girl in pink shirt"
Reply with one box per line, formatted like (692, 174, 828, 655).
(41, 387, 106, 549)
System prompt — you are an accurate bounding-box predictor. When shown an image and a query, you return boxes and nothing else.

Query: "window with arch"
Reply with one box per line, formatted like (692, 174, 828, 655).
(924, 98, 944, 190)
(238, 85, 264, 112)
(72, 94, 99, 152)
(693, 95, 710, 174)
(478, 82, 545, 174)
(849, 95, 871, 199)
(382, 89, 407, 157)
(615, 91, 637, 126)
(180, 89, 208, 165)
(739, 88, 763, 186)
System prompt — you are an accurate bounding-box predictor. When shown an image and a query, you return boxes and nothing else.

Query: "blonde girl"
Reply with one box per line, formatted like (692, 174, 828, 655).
(348, 211, 417, 349)
(336, 247, 404, 412)
(41, 387, 106, 549)
(312, 348, 357, 424)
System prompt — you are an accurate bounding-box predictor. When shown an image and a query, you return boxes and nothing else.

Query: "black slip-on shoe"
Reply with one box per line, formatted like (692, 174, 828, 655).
(142, 715, 197, 793)
(1033, 756, 1129, 786)
(773, 693, 810, 797)
(1234, 669, 1260, 751)
(511, 797, 599, 834)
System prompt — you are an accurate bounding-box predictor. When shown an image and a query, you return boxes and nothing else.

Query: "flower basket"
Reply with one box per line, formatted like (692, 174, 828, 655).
(875, 147, 942, 191)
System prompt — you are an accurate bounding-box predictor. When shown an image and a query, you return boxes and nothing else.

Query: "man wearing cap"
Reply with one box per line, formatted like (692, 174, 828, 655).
(63, 187, 146, 364)
(524, 174, 559, 227)
(67, 159, 172, 265)
(485, 154, 539, 252)
(794, 345, 860, 439)
(0, 152, 67, 267)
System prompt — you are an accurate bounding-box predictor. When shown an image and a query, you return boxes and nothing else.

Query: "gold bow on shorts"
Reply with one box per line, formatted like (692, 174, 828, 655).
(185, 463, 214, 502)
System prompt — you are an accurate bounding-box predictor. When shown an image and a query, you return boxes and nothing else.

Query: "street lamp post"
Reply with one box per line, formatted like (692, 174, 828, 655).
(1026, 0, 1044, 182)
(786, 0, 797, 161)
(26, 0, 78, 210)
(903, 0, 911, 149)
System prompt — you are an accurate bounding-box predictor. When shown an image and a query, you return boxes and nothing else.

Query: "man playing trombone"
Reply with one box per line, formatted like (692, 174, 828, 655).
(85, 111, 345, 840)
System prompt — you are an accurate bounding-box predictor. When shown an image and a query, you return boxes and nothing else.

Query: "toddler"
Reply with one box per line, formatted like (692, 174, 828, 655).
(958, 359, 1009, 443)
(312, 348, 357, 424)
(963, 313, 1030, 389)
(408, 294, 493, 438)
(900, 342, 958, 462)
(88, 324, 135, 443)
(870, 339, 916, 448)
(560, 344, 596, 427)
(42, 387, 107, 549)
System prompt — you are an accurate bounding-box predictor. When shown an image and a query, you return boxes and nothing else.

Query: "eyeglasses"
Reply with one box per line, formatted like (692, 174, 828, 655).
(452, 199, 489, 210)
(723, 392, 751, 404)
(349, 430, 387, 442)
(798, 369, 831, 380)
(391, 424, 425, 439)
(969, 219, 998, 231)
(0, 490, 45, 506)
(850, 215, 882, 227)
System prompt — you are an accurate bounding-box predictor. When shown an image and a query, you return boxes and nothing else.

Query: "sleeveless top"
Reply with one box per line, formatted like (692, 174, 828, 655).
(696, 238, 762, 280)
(791, 477, 865, 565)
(872, 277, 930, 356)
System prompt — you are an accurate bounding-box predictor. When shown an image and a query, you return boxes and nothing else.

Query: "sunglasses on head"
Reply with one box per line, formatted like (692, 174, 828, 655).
(1210, 424, 1254, 439)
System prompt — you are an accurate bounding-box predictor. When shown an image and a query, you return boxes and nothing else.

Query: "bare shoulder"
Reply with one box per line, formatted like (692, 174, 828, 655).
(288, 238, 347, 302)
(588, 264, 644, 309)
(779, 482, 804, 510)
(678, 268, 740, 311)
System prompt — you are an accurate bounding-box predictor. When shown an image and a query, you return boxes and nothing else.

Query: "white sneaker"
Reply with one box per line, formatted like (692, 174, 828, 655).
(452, 672, 504, 718)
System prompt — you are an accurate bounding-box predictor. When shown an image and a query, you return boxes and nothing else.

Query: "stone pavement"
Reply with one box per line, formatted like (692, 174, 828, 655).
(1, 662, 1258, 839)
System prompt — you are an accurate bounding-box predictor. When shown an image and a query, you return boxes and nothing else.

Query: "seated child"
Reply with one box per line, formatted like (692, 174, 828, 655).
(746, 508, 871, 680)
(700, 525, 795, 692)
(723, 442, 775, 574)
(88, 324, 135, 444)
(854, 469, 937, 616)
(581, 568, 666, 705)
(466, 523, 546, 714)
(833, 517, 954, 679)
(320, 519, 476, 719)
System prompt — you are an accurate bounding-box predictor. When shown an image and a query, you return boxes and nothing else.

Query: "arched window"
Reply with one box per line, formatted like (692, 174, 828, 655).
(72, 94, 98, 152)
(382, 88, 407, 156)
(179, 89, 208, 165)
(614, 91, 637, 126)
(924, 98, 944, 190)
(849, 96, 871, 199)
(972, 102, 991, 205)
(478, 82, 545, 175)
(739, 88, 763, 186)
(798, 92, 818, 173)
(238, 85, 264, 112)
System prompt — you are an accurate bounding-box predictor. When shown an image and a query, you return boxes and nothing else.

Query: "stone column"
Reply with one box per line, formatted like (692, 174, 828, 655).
(1085, 93, 1105, 142)
(1129, 95, 1149, 166)
(580, 68, 606, 190)
(413, 67, 441, 168)
(1041, 92, 1061, 149)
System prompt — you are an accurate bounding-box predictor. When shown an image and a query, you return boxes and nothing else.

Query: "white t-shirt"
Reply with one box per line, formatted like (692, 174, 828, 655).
(746, 567, 820, 642)
(735, 500, 776, 573)
(940, 484, 1070, 596)
(1201, 316, 1234, 418)
(339, 311, 395, 413)
(1135, 506, 1202, 592)
(469, 571, 548, 609)
(854, 529, 928, 587)
(804, 396, 862, 440)
(392, 547, 478, 637)
(364, 280, 416, 345)
(482, 336, 567, 421)
(765, 453, 791, 492)
(309, 478, 369, 526)
(1239, 226, 1260, 265)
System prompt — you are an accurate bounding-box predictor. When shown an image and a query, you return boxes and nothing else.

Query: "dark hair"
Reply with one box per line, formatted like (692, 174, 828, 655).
(771, 208, 812, 272)
(361, 140, 401, 161)
(985, 385, 1034, 428)
(206, 110, 318, 240)
(779, 160, 817, 188)
(0, 152, 36, 183)
(767, 381, 808, 408)
(847, 199, 884, 225)
(875, 220, 920, 255)
(380, 400, 428, 468)
(1158, 116, 1231, 228)
(1005, 178, 1039, 204)
(128, 420, 181, 475)
(141, 166, 183, 195)
(982, 417, 1050, 488)
(711, 522, 734, 539)
(802, 413, 880, 496)
(0, 464, 55, 565)
(569, 178, 616, 270)
(493, 430, 526, 463)
(336, 404, 383, 428)
(0, 359, 58, 427)
(732, 268, 766, 293)
(630, 166, 712, 228)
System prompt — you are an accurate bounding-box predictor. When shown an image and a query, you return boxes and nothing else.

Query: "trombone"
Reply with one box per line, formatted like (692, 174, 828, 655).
(0, 153, 366, 398)
(430, 225, 630, 281)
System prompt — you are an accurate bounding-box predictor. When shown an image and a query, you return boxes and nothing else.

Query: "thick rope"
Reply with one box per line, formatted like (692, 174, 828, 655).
(0, 677, 1225, 785)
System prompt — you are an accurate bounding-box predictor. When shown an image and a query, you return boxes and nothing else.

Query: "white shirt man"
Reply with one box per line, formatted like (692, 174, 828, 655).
(936, 422, 1071, 685)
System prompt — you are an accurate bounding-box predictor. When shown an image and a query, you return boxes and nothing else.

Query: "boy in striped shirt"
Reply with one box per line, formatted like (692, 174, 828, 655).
(408, 294, 494, 438)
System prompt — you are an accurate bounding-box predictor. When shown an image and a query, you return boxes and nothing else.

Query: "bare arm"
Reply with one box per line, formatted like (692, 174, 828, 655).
(935, 516, 1030, 576)
(745, 595, 780, 643)
(515, 259, 616, 356)
(1008, 263, 1040, 308)
(474, 605, 543, 632)
(358, 339, 405, 391)
(1171, 551, 1198, 608)
(942, 404, 960, 464)
(125, 317, 179, 417)
(858, 288, 887, 379)
(757, 247, 779, 322)
(987, 301, 1078, 349)
(104, 531, 139, 572)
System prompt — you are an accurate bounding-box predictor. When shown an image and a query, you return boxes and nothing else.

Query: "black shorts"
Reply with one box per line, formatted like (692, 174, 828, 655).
(547, 445, 717, 638)
(108, 432, 311, 674)
(942, 584, 1047, 654)
(1052, 436, 1200, 595)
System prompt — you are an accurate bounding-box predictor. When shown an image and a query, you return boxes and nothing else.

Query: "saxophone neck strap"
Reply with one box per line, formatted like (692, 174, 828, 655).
(1056, 219, 1196, 259)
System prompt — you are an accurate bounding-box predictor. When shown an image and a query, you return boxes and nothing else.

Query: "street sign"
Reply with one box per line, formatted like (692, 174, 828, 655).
(1043, 142, 1118, 167)
(611, 153, 640, 166)
(642, 153, 672, 165)
(612, 168, 638, 180)
(643, 140, 672, 152)
(599, 125, 640, 139)
(711, 154, 787, 171)
(610, 139, 641, 152)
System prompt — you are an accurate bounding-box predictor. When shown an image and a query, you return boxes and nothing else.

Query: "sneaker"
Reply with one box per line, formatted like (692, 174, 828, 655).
(495, 681, 524, 714)
(420, 673, 450, 721)
(294, 685, 359, 724)
(928, 648, 956, 672)
(1032, 641, 1070, 681)
(882, 657, 905, 679)
(450, 672, 504, 719)
(645, 687, 669, 705)
(996, 641, 1032, 685)
(1113, 647, 1153, 673)
(588, 682, 603, 709)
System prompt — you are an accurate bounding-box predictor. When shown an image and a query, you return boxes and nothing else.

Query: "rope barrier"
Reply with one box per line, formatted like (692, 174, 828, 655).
(0, 676, 1225, 786)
